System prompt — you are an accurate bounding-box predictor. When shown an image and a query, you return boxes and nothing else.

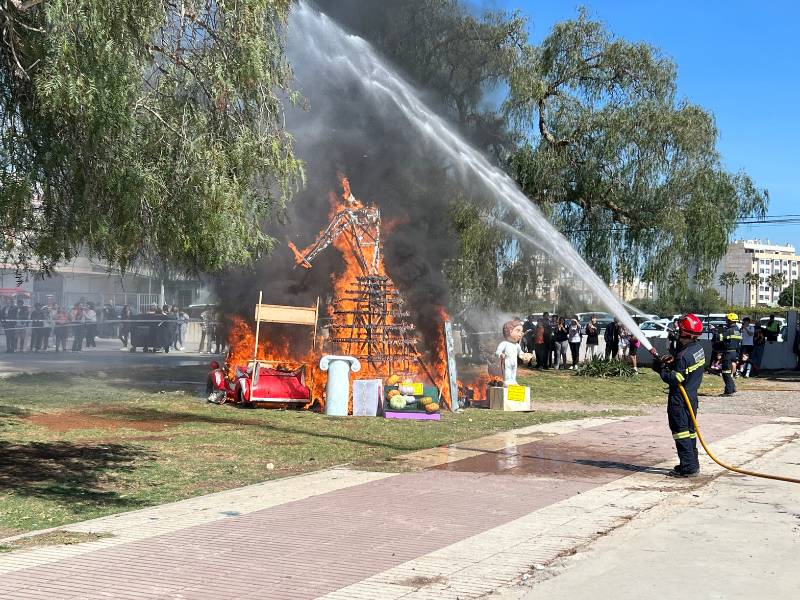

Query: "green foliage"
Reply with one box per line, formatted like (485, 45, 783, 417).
(335, 4, 768, 310)
(767, 272, 787, 296)
(316, 0, 525, 157)
(694, 268, 714, 289)
(632, 286, 726, 316)
(718, 271, 739, 303)
(575, 357, 636, 379)
(505, 9, 768, 291)
(0, 0, 301, 274)
(778, 280, 799, 307)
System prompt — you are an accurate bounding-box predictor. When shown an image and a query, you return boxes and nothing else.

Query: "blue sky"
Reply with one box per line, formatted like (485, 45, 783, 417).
(490, 0, 800, 251)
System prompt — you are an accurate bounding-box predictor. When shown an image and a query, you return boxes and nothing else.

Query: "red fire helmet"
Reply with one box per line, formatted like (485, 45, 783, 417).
(209, 360, 220, 370)
(678, 313, 703, 337)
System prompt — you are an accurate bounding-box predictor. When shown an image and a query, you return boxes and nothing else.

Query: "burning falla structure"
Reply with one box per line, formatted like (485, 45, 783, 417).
(225, 177, 454, 411)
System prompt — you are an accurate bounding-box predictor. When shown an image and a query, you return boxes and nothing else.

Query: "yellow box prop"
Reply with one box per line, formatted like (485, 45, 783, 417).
(488, 385, 532, 411)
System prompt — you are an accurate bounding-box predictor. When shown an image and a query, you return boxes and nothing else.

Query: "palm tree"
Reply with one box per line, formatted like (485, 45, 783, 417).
(742, 272, 761, 306)
(767, 272, 787, 304)
(718, 272, 739, 305)
(694, 268, 713, 289)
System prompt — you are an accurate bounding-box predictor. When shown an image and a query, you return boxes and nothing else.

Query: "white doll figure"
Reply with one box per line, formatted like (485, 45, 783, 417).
(495, 320, 532, 386)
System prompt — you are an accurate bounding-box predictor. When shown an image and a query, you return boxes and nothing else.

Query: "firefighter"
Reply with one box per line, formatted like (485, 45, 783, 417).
(714, 313, 742, 396)
(651, 313, 705, 477)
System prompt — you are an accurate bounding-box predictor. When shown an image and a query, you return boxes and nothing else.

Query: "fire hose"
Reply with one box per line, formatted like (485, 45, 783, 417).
(676, 382, 800, 485)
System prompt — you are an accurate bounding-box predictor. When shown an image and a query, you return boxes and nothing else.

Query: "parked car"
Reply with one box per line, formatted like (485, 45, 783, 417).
(638, 320, 670, 339)
(672, 313, 709, 322)
(631, 313, 659, 324)
(577, 312, 614, 331)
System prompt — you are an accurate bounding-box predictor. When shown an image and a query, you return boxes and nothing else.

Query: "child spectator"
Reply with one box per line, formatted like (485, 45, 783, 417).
(553, 317, 569, 369)
(585, 317, 599, 359)
(567, 317, 582, 369)
(708, 352, 723, 376)
(629, 334, 641, 373)
(738, 352, 753, 378)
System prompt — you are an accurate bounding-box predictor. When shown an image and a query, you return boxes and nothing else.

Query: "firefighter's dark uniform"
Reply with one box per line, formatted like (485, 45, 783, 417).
(660, 339, 705, 473)
(714, 324, 742, 395)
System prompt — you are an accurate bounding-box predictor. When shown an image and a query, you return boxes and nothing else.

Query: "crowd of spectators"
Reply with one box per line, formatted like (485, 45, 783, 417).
(516, 312, 641, 372)
(0, 299, 224, 355)
(699, 313, 792, 378)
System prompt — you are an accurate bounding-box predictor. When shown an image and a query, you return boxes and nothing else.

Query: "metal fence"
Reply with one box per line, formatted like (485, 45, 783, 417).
(29, 292, 172, 314)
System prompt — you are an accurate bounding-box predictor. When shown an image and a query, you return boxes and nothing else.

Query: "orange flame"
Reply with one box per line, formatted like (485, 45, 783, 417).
(227, 177, 455, 411)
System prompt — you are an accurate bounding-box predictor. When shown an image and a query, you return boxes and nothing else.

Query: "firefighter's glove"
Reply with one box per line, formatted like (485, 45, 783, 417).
(650, 356, 662, 373)
(651, 354, 675, 373)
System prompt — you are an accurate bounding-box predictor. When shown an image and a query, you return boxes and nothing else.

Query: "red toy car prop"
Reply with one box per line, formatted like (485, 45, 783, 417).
(206, 361, 311, 408)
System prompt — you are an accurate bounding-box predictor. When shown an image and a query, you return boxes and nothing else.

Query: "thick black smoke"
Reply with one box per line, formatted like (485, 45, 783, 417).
(218, 1, 494, 350)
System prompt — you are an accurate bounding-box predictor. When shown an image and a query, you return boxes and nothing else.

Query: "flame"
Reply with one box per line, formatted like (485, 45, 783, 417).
(226, 315, 325, 408)
(227, 176, 455, 412)
(458, 374, 493, 404)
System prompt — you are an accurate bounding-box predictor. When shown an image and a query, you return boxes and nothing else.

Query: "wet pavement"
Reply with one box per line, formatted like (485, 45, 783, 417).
(439, 413, 758, 481)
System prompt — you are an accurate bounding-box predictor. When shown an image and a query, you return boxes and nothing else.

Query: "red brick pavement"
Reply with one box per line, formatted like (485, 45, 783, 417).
(0, 414, 761, 600)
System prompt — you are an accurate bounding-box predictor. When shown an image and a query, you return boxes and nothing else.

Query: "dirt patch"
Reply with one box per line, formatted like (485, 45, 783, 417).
(394, 575, 448, 587)
(0, 530, 113, 553)
(0, 526, 21, 539)
(26, 405, 266, 432)
(28, 412, 175, 432)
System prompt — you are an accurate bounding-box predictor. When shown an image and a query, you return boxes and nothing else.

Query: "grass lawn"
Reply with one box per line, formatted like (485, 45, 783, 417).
(0, 366, 641, 534)
(517, 366, 726, 405)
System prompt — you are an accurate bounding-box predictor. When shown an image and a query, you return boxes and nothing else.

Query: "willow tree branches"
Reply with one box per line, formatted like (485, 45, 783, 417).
(0, 0, 302, 275)
(506, 9, 767, 289)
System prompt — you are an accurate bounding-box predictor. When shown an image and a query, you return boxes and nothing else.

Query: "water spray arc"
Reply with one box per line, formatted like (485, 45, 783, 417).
(291, 2, 652, 350)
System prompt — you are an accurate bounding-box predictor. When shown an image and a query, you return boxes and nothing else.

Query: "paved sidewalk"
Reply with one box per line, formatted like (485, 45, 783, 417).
(2, 412, 795, 599)
(495, 424, 800, 600)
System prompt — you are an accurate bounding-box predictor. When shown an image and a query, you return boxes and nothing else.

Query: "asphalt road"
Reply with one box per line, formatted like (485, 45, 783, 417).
(0, 337, 220, 377)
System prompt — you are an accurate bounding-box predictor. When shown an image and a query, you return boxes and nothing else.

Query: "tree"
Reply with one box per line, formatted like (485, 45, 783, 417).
(694, 268, 713, 289)
(315, 0, 525, 156)
(315, 0, 529, 309)
(778, 280, 800, 307)
(0, 1, 301, 275)
(505, 10, 768, 291)
(767, 272, 787, 304)
(742, 272, 761, 306)
(718, 272, 739, 305)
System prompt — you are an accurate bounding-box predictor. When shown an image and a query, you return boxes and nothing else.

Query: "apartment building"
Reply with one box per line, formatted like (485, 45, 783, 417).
(1, 255, 212, 312)
(713, 240, 799, 306)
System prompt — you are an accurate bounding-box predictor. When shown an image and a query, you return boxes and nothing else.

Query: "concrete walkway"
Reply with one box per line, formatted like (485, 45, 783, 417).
(495, 426, 800, 600)
(1, 412, 797, 600)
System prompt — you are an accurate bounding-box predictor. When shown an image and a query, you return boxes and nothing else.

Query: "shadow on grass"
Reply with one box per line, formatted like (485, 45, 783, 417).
(3, 364, 210, 395)
(1, 405, 31, 419)
(95, 405, 468, 453)
(0, 440, 148, 510)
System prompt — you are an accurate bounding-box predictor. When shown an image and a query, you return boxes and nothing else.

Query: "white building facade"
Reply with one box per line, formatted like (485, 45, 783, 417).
(713, 240, 799, 306)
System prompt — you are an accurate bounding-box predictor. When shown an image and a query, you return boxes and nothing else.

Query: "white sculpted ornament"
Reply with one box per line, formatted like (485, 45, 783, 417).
(495, 320, 533, 386)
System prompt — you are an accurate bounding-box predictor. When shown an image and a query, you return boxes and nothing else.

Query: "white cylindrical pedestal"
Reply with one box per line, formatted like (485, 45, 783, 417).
(319, 355, 361, 416)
